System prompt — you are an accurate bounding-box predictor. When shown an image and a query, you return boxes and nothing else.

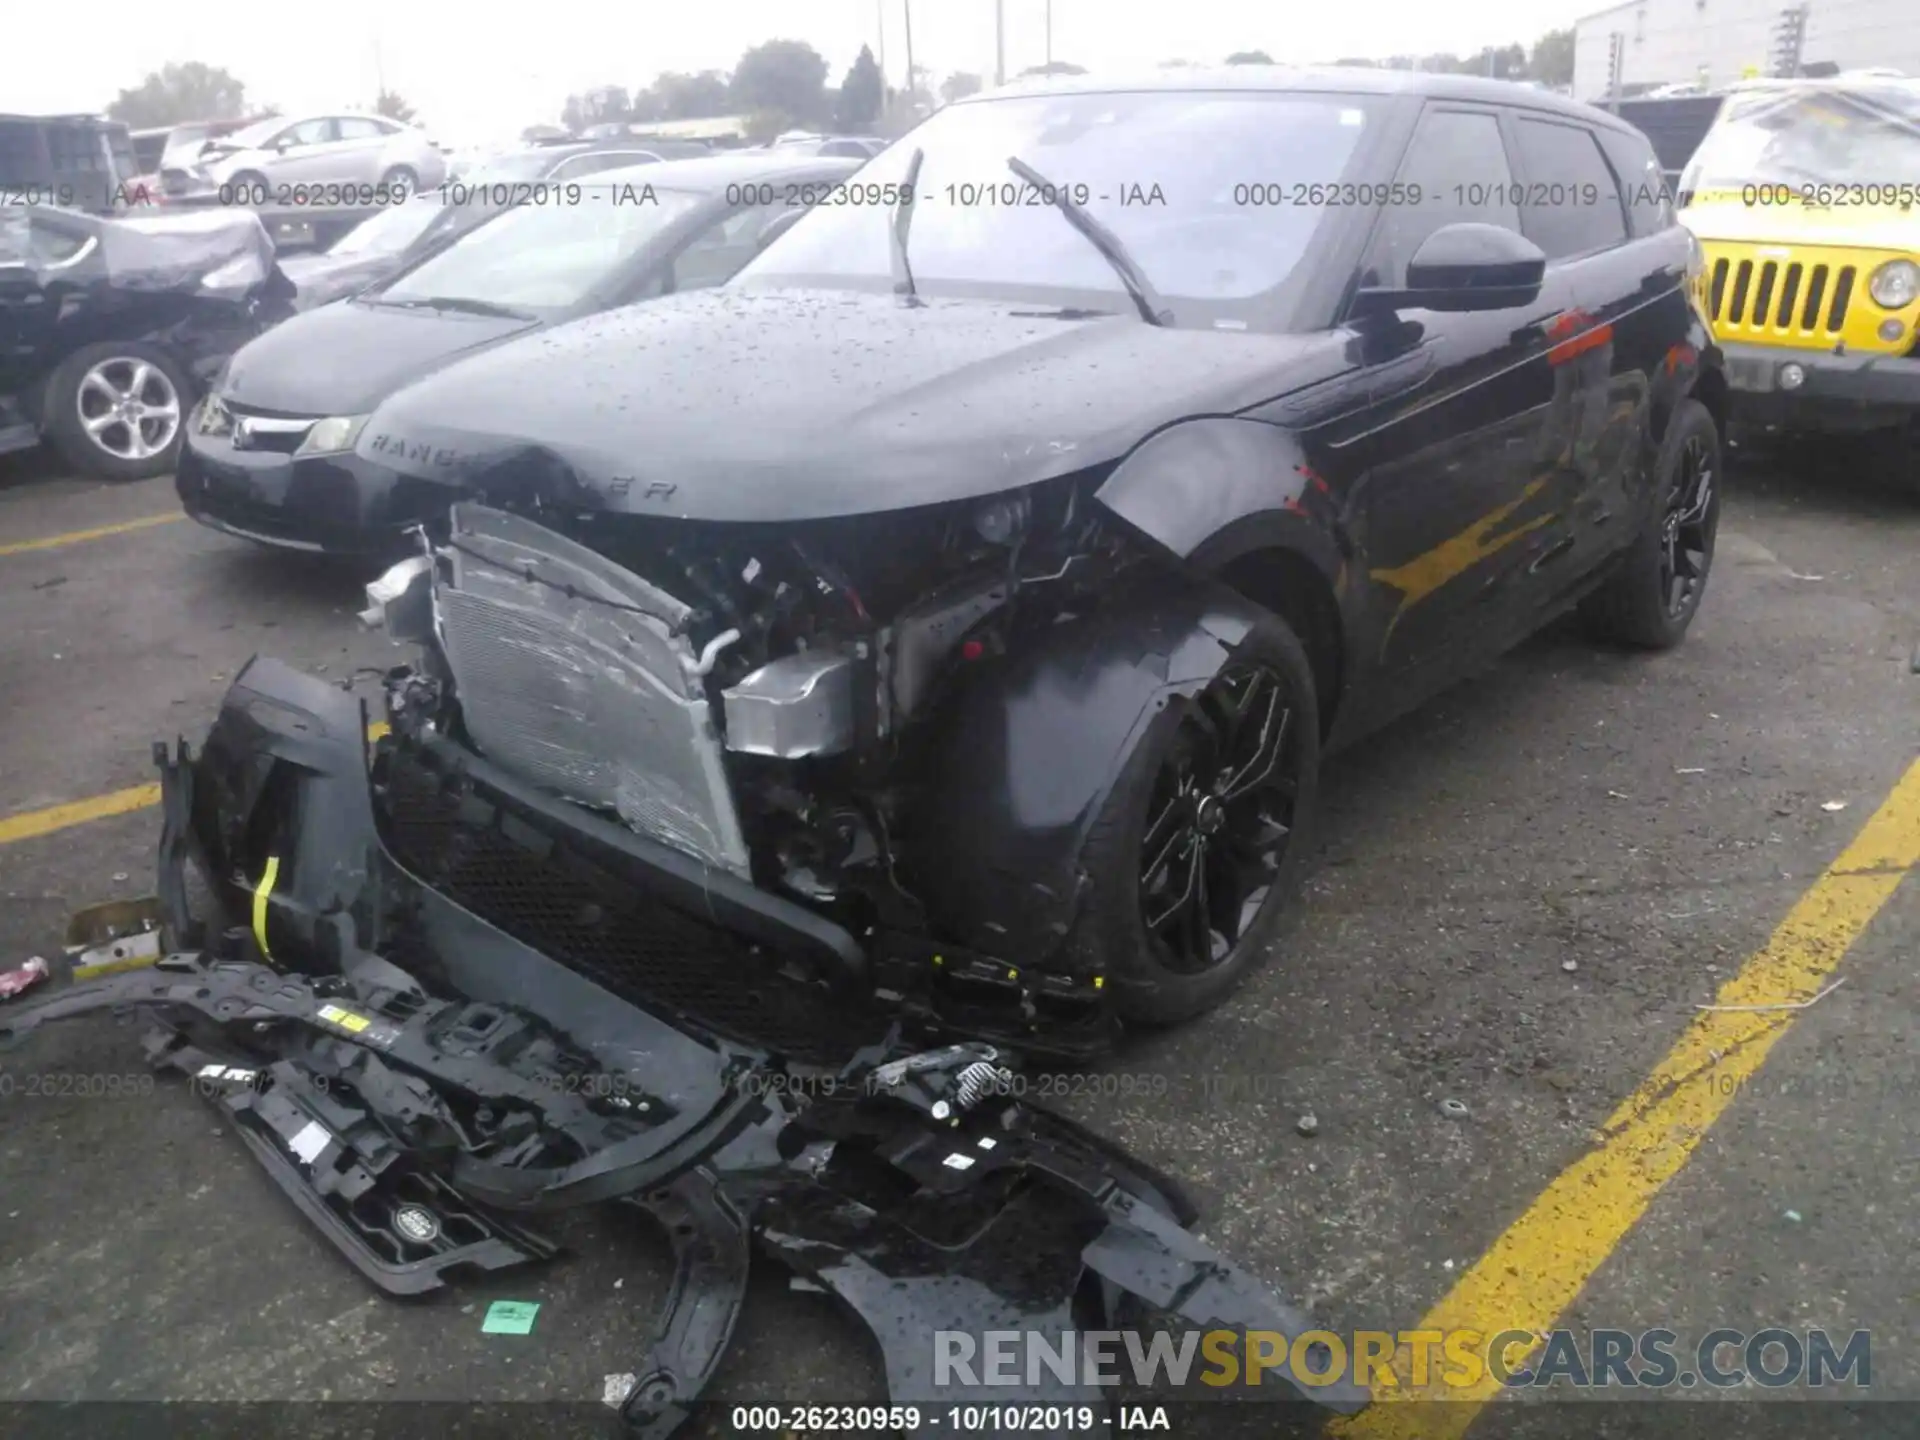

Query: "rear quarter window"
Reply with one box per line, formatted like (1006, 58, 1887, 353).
(1597, 129, 1675, 237)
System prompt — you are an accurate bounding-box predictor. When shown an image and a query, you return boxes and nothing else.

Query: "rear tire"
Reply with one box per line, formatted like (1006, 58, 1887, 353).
(1068, 612, 1320, 1025)
(381, 165, 419, 199)
(1580, 397, 1721, 649)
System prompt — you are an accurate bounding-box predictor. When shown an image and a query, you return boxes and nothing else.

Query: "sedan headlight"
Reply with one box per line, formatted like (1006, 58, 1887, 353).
(1867, 259, 1920, 309)
(196, 392, 233, 438)
(295, 414, 371, 456)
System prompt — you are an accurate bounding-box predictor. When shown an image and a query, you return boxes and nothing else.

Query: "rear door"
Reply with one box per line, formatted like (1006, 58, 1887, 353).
(1503, 111, 1663, 603)
(1334, 104, 1578, 708)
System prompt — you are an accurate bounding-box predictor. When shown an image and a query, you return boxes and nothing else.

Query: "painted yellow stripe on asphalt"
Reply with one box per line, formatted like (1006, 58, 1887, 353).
(0, 722, 390, 848)
(1334, 754, 1920, 1440)
(0, 783, 163, 846)
(0, 512, 184, 558)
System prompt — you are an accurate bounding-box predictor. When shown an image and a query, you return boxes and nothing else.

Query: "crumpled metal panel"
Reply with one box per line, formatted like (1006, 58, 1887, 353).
(436, 503, 751, 877)
(3, 203, 282, 300)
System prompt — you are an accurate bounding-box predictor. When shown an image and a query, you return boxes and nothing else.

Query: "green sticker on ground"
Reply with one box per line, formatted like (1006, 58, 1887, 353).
(481, 1300, 540, 1335)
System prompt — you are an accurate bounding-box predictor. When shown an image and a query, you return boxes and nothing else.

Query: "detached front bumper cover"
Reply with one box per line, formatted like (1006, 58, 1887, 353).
(0, 665, 1365, 1434)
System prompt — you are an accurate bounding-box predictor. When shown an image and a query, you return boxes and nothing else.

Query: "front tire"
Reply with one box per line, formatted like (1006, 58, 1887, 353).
(1579, 396, 1721, 649)
(43, 342, 192, 481)
(1068, 614, 1321, 1025)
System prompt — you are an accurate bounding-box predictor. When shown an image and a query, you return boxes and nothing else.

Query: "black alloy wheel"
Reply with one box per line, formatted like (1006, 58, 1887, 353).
(1578, 396, 1721, 649)
(1137, 661, 1304, 976)
(1659, 429, 1716, 620)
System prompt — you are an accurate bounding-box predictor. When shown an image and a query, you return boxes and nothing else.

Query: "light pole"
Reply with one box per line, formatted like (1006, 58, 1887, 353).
(1046, 0, 1053, 71)
(903, 0, 917, 114)
(996, 0, 1006, 86)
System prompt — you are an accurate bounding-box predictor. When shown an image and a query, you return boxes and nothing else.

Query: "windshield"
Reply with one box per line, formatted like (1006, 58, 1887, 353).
(1682, 82, 1920, 193)
(330, 196, 446, 257)
(739, 90, 1380, 325)
(219, 118, 286, 152)
(371, 185, 706, 311)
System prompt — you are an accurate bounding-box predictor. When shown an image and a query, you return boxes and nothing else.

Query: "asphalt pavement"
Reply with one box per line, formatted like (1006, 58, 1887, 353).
(0, 436, 1914, 1435)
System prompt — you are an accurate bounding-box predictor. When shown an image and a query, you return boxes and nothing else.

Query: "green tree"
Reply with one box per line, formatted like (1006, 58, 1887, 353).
(107, 62, 249, 128)
(1225, 50, 1275, 65)
(837, 45, 885, 128)
(374, 90, 416, 124)
(731, 40, 831, 126)
(1528, 28, 1576, 86)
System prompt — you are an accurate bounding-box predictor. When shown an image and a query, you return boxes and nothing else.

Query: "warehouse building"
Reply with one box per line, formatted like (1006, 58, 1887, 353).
(1572, 0, 1919, 101)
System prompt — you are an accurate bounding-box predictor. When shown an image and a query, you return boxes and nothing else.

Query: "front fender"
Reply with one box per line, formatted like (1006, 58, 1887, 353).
(910, 579, 1272, 968)
(1095, 415, 1343, 575)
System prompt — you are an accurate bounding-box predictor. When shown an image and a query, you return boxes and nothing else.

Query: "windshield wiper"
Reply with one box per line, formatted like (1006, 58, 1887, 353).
(891, 148, 925, 307)
(1007, 156, 1168, 327)
(373, 296, 537, 320)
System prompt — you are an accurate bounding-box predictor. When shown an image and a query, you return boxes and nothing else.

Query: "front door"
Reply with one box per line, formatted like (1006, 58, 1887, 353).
(1326, 104, 1577, 724)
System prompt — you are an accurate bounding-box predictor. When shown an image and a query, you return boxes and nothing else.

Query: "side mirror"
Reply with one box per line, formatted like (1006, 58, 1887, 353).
(755, 206, 806, 252)
(1351, 223, 1546, 317)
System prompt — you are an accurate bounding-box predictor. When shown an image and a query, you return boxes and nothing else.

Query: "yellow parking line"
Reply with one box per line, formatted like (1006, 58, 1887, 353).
(0, 723, 389, 848)
(0, 512, 185, 558)
(1335, 754, 1920, 1440)
(0, 783, 163, 846)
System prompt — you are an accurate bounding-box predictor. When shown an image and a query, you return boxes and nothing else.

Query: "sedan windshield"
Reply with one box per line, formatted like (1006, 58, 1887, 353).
(739, 89, 1381, 325)
(329, 196, 446, 257)
(218, 117, 286, 152)
(370, 185, 706, 312)
(1682, 81, 1920, 193)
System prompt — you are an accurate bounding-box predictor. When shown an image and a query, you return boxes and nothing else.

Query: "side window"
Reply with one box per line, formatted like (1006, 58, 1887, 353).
(335, 118, 387, 142)
(1598, 129, 1673, 236)
(1512, 118, 1629, 259)
(276, 119, 337, 149)
(670, 201, 797, 292)
(1363, 109, 1519, 290)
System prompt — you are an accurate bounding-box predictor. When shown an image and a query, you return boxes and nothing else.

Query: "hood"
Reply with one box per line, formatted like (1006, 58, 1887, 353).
(1682, 199, 1920, 254)
(356, 287, 1350, 522)
(221, 298, 542, 415)
(277, 251, 403, 311)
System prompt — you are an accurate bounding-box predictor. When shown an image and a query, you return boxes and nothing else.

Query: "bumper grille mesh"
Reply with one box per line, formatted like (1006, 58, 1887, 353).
(379, 746, 883, 1065)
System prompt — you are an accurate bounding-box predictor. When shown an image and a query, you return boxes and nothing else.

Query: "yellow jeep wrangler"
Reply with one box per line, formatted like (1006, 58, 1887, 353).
(1678, 77, 1920, 439)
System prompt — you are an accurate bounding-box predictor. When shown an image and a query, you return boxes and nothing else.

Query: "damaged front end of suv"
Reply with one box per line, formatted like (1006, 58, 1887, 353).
(355, 457, 1308, 1060)
(2, 653, 1361, 1432)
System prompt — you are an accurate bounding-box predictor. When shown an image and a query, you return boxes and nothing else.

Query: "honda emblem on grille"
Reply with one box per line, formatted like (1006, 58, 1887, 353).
(232, 418, 255, 450)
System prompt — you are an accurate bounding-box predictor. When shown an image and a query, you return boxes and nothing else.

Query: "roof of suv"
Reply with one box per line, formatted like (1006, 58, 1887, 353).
(976, 65, 1641, 136)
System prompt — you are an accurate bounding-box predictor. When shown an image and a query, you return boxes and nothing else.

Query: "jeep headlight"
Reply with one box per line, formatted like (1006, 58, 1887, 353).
(295, 414, 371, 456)
(1867, 259, 1920, 309)
(196, 392, 233, 438)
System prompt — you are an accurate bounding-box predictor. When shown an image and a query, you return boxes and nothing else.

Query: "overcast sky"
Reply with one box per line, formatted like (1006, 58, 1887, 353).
(13, 0, 1590, 149)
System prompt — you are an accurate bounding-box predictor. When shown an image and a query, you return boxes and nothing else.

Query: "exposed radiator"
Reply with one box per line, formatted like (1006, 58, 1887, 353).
(433, 503, 751, 877)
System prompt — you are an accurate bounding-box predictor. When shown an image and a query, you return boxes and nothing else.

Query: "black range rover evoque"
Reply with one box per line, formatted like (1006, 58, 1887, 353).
(222, 68, 1726, 1060)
